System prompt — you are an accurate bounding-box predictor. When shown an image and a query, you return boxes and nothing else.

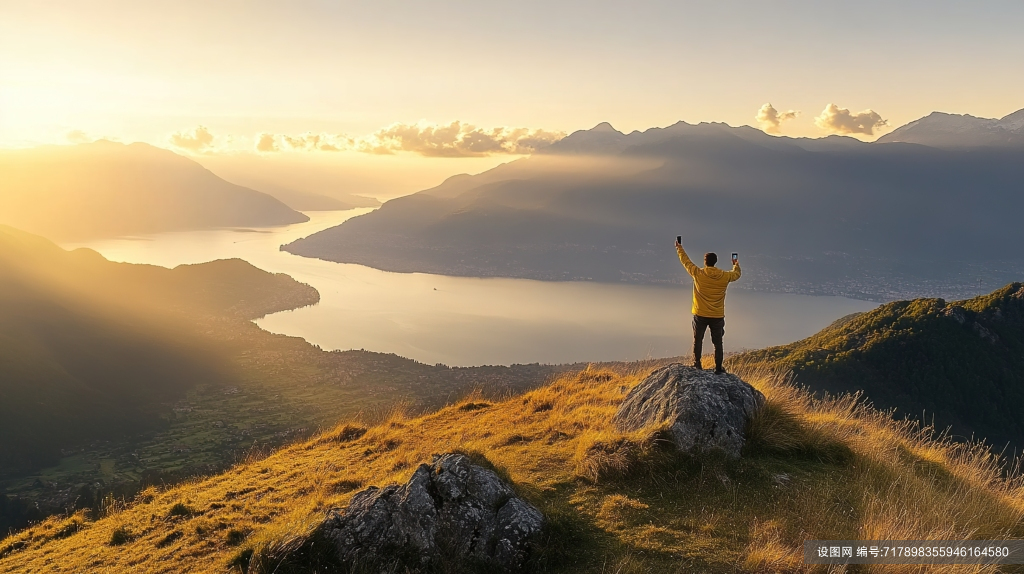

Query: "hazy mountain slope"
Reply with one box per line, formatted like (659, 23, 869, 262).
(878, 107, 1024, 148)
(258, 187, 379, 211)
(284, 119, 1024, 299)
(0, 141, 308, 241)
(191, 153, 383, 210)
(0, 225, 569, 533)
(0, 225, 319, 473)
(731, 283, 1024, 451)
(3, 365, 1021, 572)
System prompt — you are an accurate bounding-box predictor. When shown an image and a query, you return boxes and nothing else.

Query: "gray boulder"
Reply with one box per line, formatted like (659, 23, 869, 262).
(320, 453, 544, 572)
(613, 363, 765, 458)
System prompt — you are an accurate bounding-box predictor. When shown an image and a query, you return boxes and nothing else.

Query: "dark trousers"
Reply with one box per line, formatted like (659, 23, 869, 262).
(692, 315, 725, 369)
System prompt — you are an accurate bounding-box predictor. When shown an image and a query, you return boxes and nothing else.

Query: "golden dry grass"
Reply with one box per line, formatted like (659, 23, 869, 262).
(2, 363, 1023, 573)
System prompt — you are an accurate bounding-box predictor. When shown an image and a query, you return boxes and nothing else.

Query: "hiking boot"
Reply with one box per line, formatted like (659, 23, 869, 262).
(714, 367, 727, 375)
(691, 363, 703, 370)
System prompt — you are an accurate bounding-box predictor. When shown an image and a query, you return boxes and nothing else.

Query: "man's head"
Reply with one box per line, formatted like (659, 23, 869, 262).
(704, 253, 718, 267)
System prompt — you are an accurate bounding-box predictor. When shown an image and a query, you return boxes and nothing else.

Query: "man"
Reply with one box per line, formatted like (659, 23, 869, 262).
(675, 238, 741, 374)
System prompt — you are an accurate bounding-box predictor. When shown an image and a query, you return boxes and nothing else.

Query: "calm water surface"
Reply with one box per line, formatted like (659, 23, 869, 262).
(67, 210, 876, 366)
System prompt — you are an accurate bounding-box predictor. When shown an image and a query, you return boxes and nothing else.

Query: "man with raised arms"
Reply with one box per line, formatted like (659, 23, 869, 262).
(675, 238, 742, 375)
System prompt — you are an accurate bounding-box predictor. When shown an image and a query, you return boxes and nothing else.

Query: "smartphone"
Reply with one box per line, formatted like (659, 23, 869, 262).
(676, 236, 682, 244)
(731, 252, 738, 262)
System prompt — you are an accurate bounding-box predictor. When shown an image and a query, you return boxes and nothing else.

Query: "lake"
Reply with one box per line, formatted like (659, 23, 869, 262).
(66, 210, 876, 366)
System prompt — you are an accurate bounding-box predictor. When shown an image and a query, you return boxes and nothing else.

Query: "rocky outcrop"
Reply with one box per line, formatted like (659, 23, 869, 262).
(1013, 285, 1024, 300)
(320, 453, 544, 572)
(613, 363, 765, 458)
(942, 304, 967, 324)
(943, 302, 1003, 344)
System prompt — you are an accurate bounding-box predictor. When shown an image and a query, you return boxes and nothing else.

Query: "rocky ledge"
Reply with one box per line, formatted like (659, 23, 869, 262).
(613, 363, 765, 458)
(320, 453, 544, 572)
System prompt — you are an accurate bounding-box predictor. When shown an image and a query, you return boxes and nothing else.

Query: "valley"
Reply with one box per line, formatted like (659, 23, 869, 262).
(0, 226, 571, 532)
(70, 210, 876, 367)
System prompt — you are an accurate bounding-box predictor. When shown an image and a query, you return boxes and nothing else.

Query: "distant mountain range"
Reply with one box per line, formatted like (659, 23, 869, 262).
(0, 141, 308, 241)
(284, 108, 1024, 301)
(732, 283, 1024, 453)
(878, 108, 1024, 148)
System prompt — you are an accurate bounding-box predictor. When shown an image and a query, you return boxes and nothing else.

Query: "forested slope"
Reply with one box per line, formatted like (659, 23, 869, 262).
(731, 283, 1024, 450)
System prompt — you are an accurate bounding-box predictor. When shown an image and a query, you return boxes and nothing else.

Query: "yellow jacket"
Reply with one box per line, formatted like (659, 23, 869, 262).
(677, 246, 741, 318)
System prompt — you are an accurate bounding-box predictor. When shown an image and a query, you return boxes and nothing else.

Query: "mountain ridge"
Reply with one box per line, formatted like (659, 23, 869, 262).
(0, 141, 308, 241)
(283, 110, 1024, 301)
(877, 108, 1024, 148)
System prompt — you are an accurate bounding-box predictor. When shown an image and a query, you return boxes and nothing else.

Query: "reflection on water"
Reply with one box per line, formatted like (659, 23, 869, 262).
(67, 210, 876, 366)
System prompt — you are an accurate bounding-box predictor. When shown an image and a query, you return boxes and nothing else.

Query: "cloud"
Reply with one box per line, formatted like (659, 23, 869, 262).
(282, 133, 349, 152)
(255, 132, 348, 153)
(253, 122, 565, 157)
(169, 125, 215, 151)
(357, 121, 564, 157)
(755, 103, 798, 134)
(255, 133, 279, 152)
(66, 130, 92, 144)
(814, 103, 888, 135)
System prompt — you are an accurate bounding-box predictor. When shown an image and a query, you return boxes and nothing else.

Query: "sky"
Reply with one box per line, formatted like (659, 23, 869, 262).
(2, 0, 1023, 197)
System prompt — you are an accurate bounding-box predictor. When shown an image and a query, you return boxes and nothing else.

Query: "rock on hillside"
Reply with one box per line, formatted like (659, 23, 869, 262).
(320, 453, 545, 572)
(613, 363, 765, 458)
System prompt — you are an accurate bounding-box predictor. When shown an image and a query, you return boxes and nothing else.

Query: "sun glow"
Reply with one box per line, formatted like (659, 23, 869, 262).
(3, 1, 1023, 150)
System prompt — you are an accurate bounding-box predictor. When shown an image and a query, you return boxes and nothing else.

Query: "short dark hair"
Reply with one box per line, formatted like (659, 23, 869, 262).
(704, 253, 718, 267)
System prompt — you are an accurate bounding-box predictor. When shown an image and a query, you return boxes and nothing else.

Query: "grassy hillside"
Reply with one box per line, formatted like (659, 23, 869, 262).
(0, 141, 307, 241)
(730, 283, 1024, 452)
(4, 364, 1022, 572)
(0, 226, 567, 533)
